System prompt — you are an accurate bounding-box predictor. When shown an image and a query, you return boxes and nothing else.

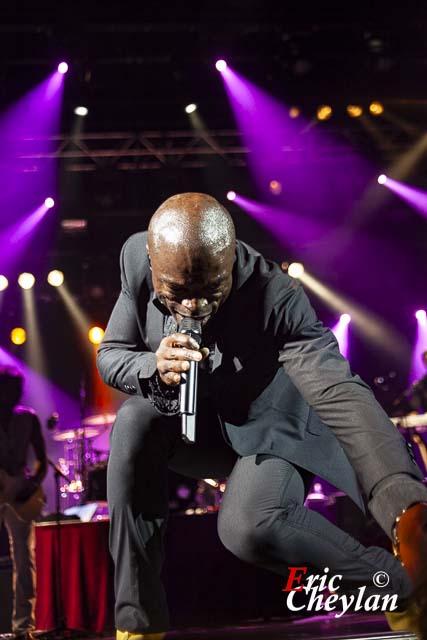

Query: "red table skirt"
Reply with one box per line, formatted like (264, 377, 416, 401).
(35, 520, 114, 633)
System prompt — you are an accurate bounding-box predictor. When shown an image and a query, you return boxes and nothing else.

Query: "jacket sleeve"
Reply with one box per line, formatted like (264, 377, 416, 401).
(270, 275, 423, 496)
(97, 241, 157, 397)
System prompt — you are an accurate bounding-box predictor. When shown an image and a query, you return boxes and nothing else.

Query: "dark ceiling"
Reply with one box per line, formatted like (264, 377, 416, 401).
(1, 3, 427, 130)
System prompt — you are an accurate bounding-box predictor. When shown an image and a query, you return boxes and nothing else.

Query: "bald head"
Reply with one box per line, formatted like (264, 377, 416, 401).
(147, 193, 236, 325)
(147, 192, 235, 259)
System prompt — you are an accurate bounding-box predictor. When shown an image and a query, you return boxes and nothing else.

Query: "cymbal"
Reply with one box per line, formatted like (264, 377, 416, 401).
(52, 426, 107, 442)
(82, 413, 116, 427)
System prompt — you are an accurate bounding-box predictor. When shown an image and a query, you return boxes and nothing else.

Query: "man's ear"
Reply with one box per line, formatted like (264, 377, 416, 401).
(146, 245, 152, 270)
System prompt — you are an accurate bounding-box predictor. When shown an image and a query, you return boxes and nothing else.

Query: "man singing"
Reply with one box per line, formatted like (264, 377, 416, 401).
(98, 193, 427, 639)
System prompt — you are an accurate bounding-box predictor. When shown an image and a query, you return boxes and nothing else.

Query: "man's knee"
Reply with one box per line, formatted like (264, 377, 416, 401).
(218, 500, 299, 564)
(111, 397, 168, 455)
(114, 396, 158, 430)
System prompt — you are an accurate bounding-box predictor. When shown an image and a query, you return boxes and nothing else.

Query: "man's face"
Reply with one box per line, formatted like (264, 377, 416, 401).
(149, 246, 234, 327)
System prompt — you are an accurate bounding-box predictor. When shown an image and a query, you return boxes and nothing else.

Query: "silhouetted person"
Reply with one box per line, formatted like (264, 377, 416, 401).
(0, 365, 47, 639)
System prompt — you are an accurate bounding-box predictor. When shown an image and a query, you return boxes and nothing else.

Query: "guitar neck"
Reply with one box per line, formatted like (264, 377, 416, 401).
(390, 412, 427, 428)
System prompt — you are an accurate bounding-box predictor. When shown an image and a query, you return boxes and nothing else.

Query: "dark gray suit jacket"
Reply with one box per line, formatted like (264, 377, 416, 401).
(98, 232, 423, 513)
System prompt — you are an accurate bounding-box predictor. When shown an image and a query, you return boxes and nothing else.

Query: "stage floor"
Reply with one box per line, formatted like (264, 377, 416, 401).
(0, 611, 418, 640)
(98, 613, 416, 640)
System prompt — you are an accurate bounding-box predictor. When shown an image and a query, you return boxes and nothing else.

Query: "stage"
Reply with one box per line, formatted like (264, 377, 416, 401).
(1, 5, 427, 640)
(155, 615, 415, 640)
(0, 514, 415, 638)
(0, 614, 416, 640)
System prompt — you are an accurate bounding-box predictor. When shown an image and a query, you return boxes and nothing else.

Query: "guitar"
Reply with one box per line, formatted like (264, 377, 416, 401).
(390, 412, 427, 429)
(0, 469, 45, 522)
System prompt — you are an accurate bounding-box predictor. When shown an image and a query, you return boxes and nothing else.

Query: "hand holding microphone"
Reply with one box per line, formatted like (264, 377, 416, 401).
(155, 318, 207, 442)
(178, 318, 202, 444)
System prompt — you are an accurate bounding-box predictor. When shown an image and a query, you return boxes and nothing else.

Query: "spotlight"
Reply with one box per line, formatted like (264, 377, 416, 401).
(45, 197, 55, 209)
(316, 105, 333, 121)
(88, 326, 105, 345)
(346, 105, 363, 118)
(289, 106, 301, 119)
(215, 59, 227, 72)
(47, 270, 64, 287)
(11, 327, 26, 346)
(0, 275, 8, 291)
(226, 190, 236, 201)
(377, 174, 387, 185)
(288, 262, 305, 278)
(18, 273, 35, 290)
(57, 62, 69, 75)
(185, 103, 197, 114)
(340, 313, 352, 324)
(369, 101, 384, 116)
(269, 180, 282, 196)
(74, 106, 89, 117)
(415, 309, 427, 322)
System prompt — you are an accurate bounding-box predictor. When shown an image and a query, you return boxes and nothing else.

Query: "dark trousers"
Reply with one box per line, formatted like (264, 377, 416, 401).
(0, 505, 36, 634)
(107, 397, 414, 634)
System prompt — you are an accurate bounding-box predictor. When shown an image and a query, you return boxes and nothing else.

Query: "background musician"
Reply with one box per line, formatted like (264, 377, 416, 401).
(0, 365, 47, 640)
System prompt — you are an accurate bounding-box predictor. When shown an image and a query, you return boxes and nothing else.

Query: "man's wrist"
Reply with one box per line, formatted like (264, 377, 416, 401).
(147, 371, 180, 415)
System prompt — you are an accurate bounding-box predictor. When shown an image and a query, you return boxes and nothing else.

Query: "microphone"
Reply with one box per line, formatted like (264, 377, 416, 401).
(178, 318, 202, 444)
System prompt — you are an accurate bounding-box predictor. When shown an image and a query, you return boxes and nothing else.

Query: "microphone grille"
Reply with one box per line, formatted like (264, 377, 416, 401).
(179, 317, 202, 338)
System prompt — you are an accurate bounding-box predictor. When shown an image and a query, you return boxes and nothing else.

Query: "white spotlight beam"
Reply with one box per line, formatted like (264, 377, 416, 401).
(299, 271, 410, 359)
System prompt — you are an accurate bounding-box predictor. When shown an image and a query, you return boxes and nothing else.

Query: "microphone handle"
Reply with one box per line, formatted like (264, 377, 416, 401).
(180, 360, 198, 415)
(180, 361, 198, 444)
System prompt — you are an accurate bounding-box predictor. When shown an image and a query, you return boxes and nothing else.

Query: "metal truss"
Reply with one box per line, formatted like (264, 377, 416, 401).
(12, 125, 411, 173)
(15, 130, 249, 172)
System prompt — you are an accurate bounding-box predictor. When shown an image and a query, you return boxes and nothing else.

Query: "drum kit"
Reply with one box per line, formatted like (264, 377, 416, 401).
(50, 408, 427, 514)
(51, 413, 116, 509)
(50, 411, 229, 514)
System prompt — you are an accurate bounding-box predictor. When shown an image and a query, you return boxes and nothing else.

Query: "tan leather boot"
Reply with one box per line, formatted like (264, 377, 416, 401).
(116, 630, 166, 640)
(385, 602, 421, 635)
(392, 502, 427, 638)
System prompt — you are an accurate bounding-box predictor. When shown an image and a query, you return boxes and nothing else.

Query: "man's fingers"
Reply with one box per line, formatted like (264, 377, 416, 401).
(158, 359, 191, 374)
(160, 371, 181, 386)
(163, 333, 200, 350)
(156, 333, 205, 386)
(163, 348, 202, 361)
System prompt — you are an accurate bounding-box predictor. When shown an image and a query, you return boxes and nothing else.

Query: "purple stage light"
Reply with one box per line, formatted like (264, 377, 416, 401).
(6, 200, 53, 247)
(377, 174, 387, 185)
(381, 177, 427, 220)
(226, 190, 236, 201)
(233, 193, 328, 249)
(57, 62, 69, 74)
(331, 315, 351, 359)
(217, 61, 374, 269)
(215, 59, 227, 72)
(416, 309, 427, 323)
(217, 64, 313, 196)
(0, 69, 65, 272)
(409, 310, 427, 383)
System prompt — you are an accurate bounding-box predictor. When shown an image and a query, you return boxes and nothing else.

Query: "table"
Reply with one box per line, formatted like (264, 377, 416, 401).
(35, 520, 114, 633)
